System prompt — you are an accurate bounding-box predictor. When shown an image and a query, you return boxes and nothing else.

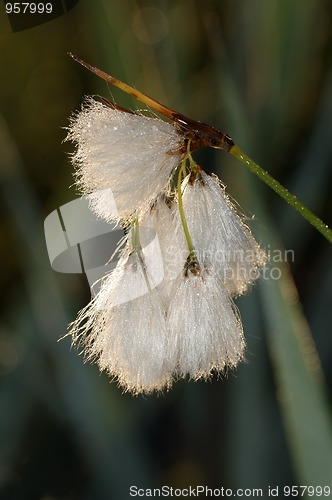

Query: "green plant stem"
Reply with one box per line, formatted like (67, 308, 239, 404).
(177, 157, 195, 255)
(230, 144, 332, 244)
(131, 218, 140, 253)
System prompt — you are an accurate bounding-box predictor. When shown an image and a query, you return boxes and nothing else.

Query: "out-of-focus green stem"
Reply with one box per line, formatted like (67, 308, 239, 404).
(230, 144, 332, 244)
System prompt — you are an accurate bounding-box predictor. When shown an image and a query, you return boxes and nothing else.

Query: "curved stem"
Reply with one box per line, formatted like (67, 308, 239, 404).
(230, 144, 332, 244)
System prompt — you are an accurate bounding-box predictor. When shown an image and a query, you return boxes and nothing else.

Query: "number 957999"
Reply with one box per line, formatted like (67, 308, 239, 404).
(5, 3, 53, 14)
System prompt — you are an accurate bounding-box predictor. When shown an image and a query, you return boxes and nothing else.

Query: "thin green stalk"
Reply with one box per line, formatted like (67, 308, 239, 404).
(230, 144, 332, 243)
(131, 218, 140, 253)
(177, 157, 195, 255)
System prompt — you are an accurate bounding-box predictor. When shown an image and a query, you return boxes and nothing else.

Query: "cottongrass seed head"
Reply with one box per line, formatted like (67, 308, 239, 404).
(65, 61, 267, 395)
(70, 239, 174, 395)
(167, 261, 246, 380)
(66, 98, 183, 223)
(182, 169, 267, 296)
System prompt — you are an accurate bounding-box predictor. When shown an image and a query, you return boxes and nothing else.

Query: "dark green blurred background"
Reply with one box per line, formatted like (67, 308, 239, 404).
(1, 1, 332, 499)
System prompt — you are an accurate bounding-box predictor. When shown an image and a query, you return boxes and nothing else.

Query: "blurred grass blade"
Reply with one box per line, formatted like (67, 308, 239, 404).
(261, 259, 332, 486)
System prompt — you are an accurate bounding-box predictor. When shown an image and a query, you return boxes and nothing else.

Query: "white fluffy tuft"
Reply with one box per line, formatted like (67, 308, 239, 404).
(70, 246, 174, 395)
(167, 267, 246, 379)
(66, 98, 183, 222)
(182, 171, 267, 295)
(140, 197, 186, 308)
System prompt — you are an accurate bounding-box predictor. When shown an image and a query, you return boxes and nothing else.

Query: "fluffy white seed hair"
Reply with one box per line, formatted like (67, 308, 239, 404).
(70, 242, 174, 394)
(66, 98, 183, 222)
(182, 171, 267, 296)
(167, 267, 246, 379)
(140, 197, 187, 308)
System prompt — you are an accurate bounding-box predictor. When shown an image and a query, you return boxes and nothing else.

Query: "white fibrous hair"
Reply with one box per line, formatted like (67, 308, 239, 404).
(70, 242, 174, 395)
(167, 267, 246, 379)
(66, 98, 183, 222)
(182, 171, 267, 296)
(140, 197, 186, 308)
